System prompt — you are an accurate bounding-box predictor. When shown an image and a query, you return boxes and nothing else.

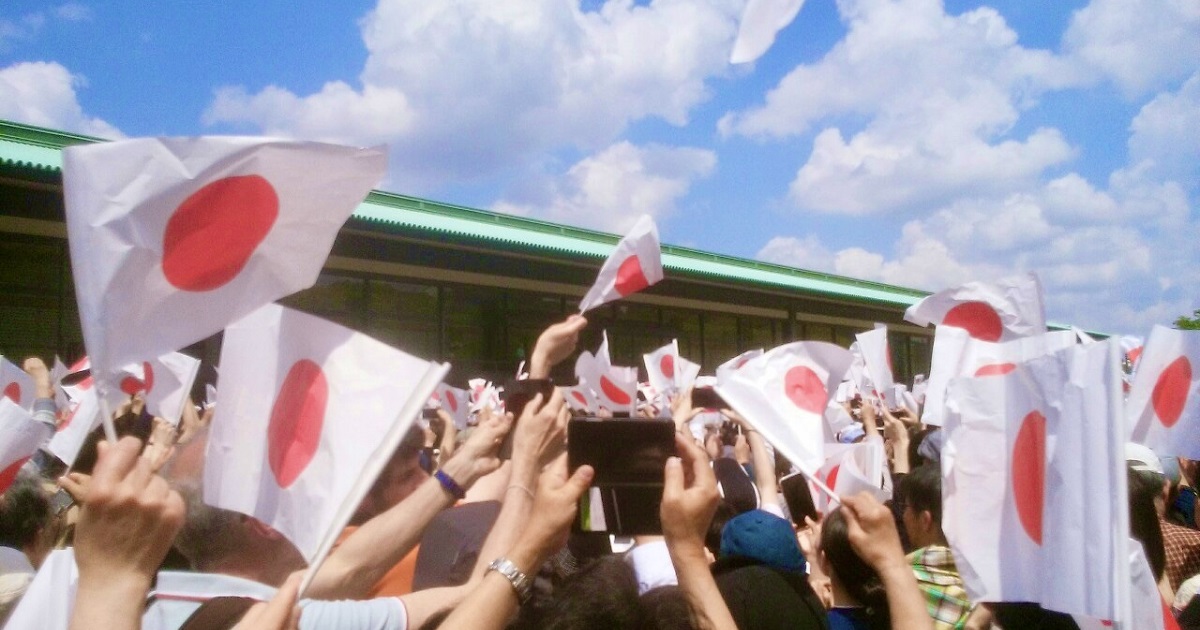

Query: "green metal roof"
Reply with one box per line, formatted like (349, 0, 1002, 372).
(0, 118, 932, 307)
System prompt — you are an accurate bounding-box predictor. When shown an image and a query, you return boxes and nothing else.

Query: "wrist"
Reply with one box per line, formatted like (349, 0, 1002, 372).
(528, 352, 550, 379)
(439, 455, 477, 490)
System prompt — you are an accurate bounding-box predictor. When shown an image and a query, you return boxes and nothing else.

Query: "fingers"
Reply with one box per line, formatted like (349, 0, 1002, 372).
(59, 472, 89, 502)
(675, 431, 714, 486)
(663, 455, 684, 500)
(234, 572, 302, 630)
(562, 464, 594, 501)
(90, 437, 143, 486)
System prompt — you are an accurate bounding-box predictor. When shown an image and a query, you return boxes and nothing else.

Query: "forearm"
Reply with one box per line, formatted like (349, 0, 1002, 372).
(470, 462, 538, 581)
(891, 438, 911, 474)
(402, 584, 474, 629)
(747, 432, 778, 506)
(667, 544, 737, 630)
(308, 476, 454, 599)
(877, 563, 934, 630)
(441, 538, 543, 630)
(70, 574, 150, 630)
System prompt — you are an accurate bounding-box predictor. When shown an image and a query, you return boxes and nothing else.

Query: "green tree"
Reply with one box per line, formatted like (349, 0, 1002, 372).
(1176, 309, 1200, 330)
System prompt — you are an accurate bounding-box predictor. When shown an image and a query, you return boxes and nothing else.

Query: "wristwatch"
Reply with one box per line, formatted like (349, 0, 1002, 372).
(487, 557, 532, 605)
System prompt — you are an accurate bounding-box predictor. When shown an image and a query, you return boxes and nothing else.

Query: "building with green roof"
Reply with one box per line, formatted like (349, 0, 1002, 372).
(0, 118, 936, 385)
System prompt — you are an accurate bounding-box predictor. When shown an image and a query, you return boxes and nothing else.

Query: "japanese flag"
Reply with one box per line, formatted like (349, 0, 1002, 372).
(677, 356, 702, 393)
(563, 383, 598, 414)
(716, 349, 764, 387)
(643, 340, 680, 393)
(943, 340, 1130, 621)
(575, 348, 638, 415)
(813, 438, 889, 514)
(433, 383, 471, 431)
(921, 328, 1076, 426)
(579, 215, 663, 313)
(730, 0, 806, 63)
(47, 383, 102, 467)
(854, 326, 894, 403)
(0, 398, 50, 493)
(0, 356, 34, 409)
(204, 303, 448, 565)
(58, 356, 91, 403)
(117, 352, 202, 426)
(716, 341, 852, 475)
(63, 137, 386, 397)
(904, 272, 1046, 342)
(1127, 326, 1200, 458)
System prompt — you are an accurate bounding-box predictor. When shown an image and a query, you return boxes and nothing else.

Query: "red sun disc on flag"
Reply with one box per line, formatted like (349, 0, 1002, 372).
(572, 391, 588, 406)
(162, 175, 279, 292)
(825, 465, 840, 491)
(1152, 356, 1192, 428)
(444, 392, 458, 413)
(783, 365, 827, 414)
(942, 302, 1003, 342)
(600, 376, 632, 406)
(614, 256, 650, 296)
(660, 354, 675, 378)
(974, 363, 1016, 377)
(2, 382, 18, 403)
(0, 456, 30, 495)
(1011, 410, 1046, 545)
(268, 359, 328, 489)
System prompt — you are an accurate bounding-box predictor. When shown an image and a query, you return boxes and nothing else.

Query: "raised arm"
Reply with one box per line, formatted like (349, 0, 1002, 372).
(661, 433, 738, 630)
(68, 437, 185, 630)
(724, 407, 779, 509)
(306, 412, 509, 599)
(439, 454, 593, 630)
(840, 493, 934, 630)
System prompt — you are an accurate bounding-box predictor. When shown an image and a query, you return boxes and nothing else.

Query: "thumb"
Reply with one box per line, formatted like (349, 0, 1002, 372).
(562, 465, 594, 501)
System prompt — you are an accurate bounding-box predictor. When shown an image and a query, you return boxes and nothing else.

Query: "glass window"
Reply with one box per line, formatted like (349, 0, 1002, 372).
(506, 291, 567, 379)
(441, 285, 507, 382)
(661, 308, 702, 362)
(280, 274, 366, 330)
(739, 316, 779, 351)
(365, 280, 439, 359)
(0, 238, 70, 361)
(702, 313, 738, 371)
(802, 322, 834, 343)
(889, 331, 911, 385)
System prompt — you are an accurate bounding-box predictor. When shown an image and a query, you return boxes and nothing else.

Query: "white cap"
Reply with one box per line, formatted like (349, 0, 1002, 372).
(1126, 442, 1165, 475)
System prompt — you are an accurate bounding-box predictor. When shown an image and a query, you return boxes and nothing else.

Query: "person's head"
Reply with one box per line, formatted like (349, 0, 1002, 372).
(0, 471, 53, 567)
(909, 426, 941, 468)
(819, 507, 891, 630)
(638, 586, 696, 630)
(351, 425, 428, 524)
(719, 509, 805, 573)
(899, 463, 944, 548)
(1127, 443, 1169, 517)
(520, 555, 642, 630)
(173, 483, 305, 587)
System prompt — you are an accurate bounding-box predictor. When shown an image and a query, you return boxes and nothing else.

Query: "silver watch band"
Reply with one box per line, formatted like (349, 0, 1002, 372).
(488, 557, 532, 604)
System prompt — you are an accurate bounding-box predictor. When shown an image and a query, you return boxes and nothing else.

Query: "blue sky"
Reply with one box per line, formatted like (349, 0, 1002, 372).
(1, 0, 1197, 336)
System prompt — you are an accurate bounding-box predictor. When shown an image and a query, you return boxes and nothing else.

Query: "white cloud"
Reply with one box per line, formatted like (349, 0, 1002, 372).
(721, 0, 1084, 215)
(205, 0, 740, 190)
(0, 61, 121, 138)
(54, 3, 92, 22)
(1062, 0, 1200, 97)
(492, 141, 716, 233)
(1127, 72, 1200, 188)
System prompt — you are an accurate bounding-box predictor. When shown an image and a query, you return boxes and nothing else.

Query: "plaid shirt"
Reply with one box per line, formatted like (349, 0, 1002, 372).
(1161, 517, 1200, 591)
(908, 545, 973, 630)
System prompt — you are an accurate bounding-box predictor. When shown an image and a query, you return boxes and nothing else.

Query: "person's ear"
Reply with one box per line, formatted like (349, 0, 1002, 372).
(919, 509, 935, 534)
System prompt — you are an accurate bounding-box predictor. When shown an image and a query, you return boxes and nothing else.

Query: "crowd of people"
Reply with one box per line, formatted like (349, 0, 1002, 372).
(2, 313, 1199, 630)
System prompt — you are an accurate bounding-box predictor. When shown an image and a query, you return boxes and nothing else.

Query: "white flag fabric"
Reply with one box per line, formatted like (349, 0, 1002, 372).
(716, 341, 852, 475)
(643, 340, 680, 394)
(922, 328, 1076, 426)
(854, 326, 894, 403)
(51, 356, 71, 412)
(730, 0, 806, 64)
(579, 215, 663, 313)
(63, 136, 386, 395)
(0, 356, 34, 409)
(3, 548, 77, 630)
(564, 384, 598, 414)
(118, 352, 202, 426)
(942, 340, 1129, 621)
(814, 437, 889, 514)
(0, 399, 49, 493)
(716, 349, 764, 387)
(433, 383, 471, 431)
(677, 356, 702, 393)
(205, 303, 447, 563)
(575, 349, 638, 415)
(904, 272, 1046, 342)
(46, 384, 102, 467)
(1127, 325, 1200, 458)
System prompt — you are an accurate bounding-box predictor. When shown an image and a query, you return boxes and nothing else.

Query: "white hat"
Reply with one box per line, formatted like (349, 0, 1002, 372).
(1126, 442, 1165, 475)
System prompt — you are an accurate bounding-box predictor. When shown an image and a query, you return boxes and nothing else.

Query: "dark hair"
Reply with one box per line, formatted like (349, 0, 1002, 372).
(705, 499, 737, 557)
(908, 426, 939, 469)
(1128, 466, 1167, 580)
(72, 408, 153, 475)
(638, 586, 698, 630)
(518, 555, 642, 630)
(0, 471, 52, 550)
(898, 463, 943, 529)
(820, 508, 891, 630)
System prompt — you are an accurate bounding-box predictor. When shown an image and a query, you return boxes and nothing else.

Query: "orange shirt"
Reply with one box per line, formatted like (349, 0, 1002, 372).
(335, 527, 421, 597)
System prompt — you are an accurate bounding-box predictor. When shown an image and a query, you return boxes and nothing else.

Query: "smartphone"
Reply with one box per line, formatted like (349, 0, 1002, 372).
(691, 387, 725, 411)
(780, 471, 818, 526)
(568, 418, 675, 535)
(498, 378, 555, 459)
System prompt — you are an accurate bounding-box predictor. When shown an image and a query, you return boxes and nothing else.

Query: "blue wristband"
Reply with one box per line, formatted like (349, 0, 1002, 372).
(434, 469, 465, 500)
